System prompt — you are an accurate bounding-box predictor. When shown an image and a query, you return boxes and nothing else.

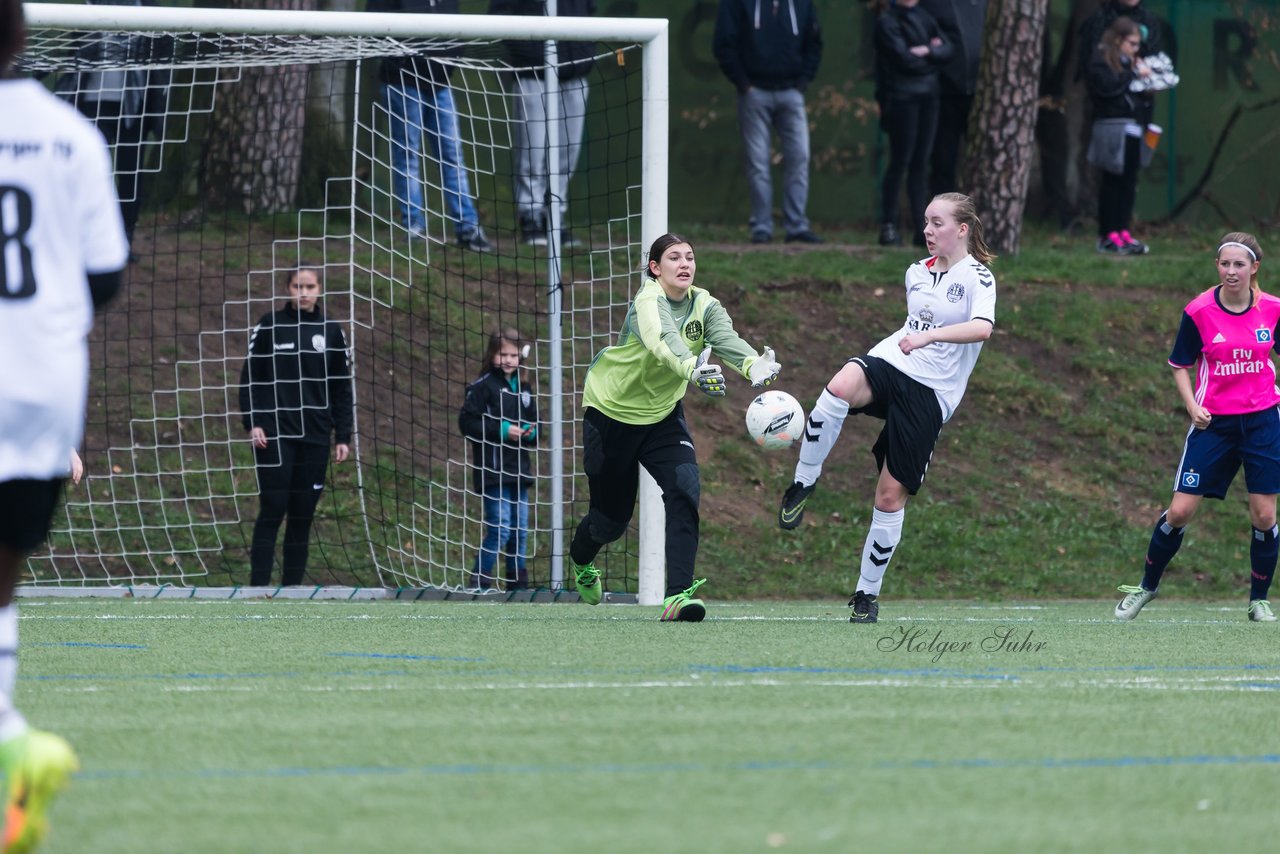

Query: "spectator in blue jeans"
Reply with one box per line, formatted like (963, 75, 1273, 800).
(369, 0, 492, 253)
(874, 0, 951, 247)
(713, 0, 824, 245)
(459, 328, 538, 590)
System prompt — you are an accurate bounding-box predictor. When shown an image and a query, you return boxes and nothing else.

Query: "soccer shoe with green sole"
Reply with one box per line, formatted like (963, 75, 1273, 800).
(849, 590, 879, 623)
(778, 480, 816, 530)
(1115, 584, 1158, 620)
(1248, 599, 1277, 622)
(573, 562, 602, 606)
(661, 578, 707, 622)
(1, 729, 78, 854)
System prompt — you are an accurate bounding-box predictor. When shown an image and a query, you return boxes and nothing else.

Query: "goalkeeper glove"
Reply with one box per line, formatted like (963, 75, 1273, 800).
(689, 348, 726, 397)
(747, 346, 781, 388)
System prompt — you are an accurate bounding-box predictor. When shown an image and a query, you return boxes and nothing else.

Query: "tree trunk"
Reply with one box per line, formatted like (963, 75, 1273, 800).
(960, 0, 1049, 255)
(199, 0, 316, 215)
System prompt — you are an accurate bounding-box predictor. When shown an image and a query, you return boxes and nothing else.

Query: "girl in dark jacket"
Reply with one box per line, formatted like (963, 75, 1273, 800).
(1085, 16, 1153, 255)
(459, 328, 539, 590)
(874, 0, 952, 247)
(239, 266, 354, 586)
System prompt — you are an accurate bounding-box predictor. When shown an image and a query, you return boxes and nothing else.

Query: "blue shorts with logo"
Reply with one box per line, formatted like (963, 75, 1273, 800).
(1174, 407, 1280, 498)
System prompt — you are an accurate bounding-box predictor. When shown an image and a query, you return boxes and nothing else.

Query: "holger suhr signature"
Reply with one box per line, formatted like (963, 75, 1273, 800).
(876, 625, 1047, 664)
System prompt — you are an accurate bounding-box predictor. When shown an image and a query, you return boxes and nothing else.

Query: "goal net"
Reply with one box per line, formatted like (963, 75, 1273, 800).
(16, 3, 670, 600)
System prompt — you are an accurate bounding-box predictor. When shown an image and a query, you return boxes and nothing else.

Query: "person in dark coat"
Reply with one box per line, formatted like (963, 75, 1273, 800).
(713, 0, 824, 245)
(1077, 0, 1163, 82)
(55, 0, 172, 255)
(920, 0, 985, 195)
(459, 328, 539, 590)
(240, 266, 354, 586)
(1085, 16, 1152, 255)
(874, 0, 952, 247)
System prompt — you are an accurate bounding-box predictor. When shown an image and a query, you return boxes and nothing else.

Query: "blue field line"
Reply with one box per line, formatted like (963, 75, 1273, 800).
(688, 663, 1019, 681)
(28, 641, 146, 650)
(878, 754, 1280, 770)
(1006, 663, 1280, 675)
(329, 652, 483, 662)
(72, 753, 1280, 783)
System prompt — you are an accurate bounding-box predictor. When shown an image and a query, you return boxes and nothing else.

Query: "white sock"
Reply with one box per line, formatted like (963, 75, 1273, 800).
(0, 604, 27, 743)
(856, 507, 903, 596)
(794, 389, 850, 487)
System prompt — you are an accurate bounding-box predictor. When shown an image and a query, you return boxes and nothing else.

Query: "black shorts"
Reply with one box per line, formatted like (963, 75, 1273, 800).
(848, 356, 944, 494)
(0, 478, 65, 553)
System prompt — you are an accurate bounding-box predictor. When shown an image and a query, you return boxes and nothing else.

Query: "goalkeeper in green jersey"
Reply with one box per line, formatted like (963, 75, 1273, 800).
(568, 233, 781, 621)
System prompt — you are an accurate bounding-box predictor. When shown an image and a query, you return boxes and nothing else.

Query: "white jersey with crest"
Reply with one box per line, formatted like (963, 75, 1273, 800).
(0, 79, 129, 481)
(867, 253, 996, 422)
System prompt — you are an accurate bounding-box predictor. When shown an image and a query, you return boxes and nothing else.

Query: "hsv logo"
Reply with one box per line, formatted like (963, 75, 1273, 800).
(1257, 328, 1272, 343)
(1182, 471, 1200, 488)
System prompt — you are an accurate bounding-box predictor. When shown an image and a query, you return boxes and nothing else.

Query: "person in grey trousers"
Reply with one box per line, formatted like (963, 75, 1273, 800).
(713, 0, 823, 245)
(490, 0, 596, 249)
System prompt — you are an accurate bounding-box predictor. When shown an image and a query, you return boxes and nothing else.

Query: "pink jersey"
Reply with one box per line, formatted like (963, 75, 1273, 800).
(1169, 287, 1280, 415)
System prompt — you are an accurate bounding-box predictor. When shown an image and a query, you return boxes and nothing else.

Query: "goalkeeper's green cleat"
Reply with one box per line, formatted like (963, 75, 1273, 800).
(661, 578, 707, 622)
(1, 729, 78, 854)
(574, 562, 602, 606)
(1248, 599, 1277, 622)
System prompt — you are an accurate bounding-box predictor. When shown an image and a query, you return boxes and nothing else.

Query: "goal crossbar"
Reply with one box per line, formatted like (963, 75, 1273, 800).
(20, 1, 673, 606)
(23, 4, 666, 43)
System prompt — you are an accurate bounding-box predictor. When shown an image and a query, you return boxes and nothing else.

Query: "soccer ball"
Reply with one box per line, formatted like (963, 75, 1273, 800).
(745, 391, 805, 451)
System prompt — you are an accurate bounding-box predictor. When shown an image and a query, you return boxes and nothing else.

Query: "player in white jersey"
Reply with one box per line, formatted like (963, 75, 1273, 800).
(778, 192, 996, 622)
(0, 1, 129, 848)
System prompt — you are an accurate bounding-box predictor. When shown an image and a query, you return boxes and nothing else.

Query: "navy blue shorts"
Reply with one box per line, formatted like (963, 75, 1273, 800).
(1174, 408, 1280, 498)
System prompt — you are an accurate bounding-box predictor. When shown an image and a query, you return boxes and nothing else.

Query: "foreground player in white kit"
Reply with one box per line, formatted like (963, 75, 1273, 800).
(778, 192, 996, 623)
(0, 1, 129, 848)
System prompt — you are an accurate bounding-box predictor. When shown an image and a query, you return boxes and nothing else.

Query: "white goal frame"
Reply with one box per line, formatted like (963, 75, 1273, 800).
(21, 2, 672, 605)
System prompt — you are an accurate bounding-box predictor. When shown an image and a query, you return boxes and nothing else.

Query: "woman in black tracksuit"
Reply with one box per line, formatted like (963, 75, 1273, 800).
(239, 267, 354, 586)
(459, 328, 538, 590)
(874, 0, 952, 247)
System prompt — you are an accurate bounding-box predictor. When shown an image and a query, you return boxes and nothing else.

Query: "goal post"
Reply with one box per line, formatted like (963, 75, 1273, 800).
(18, 2, 670, 604)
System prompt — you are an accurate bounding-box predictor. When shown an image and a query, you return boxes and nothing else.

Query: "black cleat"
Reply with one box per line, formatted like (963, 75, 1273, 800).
(849, 590, 879, 623)
(778, 480, 816, 530)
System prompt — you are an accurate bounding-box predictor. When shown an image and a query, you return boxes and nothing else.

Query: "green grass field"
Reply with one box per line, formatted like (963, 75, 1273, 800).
(17, 597, 1280, 853)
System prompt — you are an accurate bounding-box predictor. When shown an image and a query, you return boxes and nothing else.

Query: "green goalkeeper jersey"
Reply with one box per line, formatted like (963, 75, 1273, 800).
(582, 278, 763, 425)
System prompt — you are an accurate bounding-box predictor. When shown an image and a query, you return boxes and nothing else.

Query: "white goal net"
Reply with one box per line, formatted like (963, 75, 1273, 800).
(16, 3, 670, 601)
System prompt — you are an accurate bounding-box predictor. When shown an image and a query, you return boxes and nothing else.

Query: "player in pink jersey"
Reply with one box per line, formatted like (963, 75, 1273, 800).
(1116, 232, 1280, 622)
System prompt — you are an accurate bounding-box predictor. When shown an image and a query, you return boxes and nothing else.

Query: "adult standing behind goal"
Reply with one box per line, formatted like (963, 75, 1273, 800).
(489, 0, 595, 250)
(567, 233, 782, 621)
(239, 266, 354, 587)
(778, 193, 995, 624)
(368, 0, 493, 253)
(0, 0, 129, 847)
(53, 0, 171, 259)
(712, 0, 824, 245)
(1115, 233, 1280, 623)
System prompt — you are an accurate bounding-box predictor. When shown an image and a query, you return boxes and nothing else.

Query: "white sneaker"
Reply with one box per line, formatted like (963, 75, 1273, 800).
(1248, 600, 1277, 622)
(1115, 584, 1157, 620)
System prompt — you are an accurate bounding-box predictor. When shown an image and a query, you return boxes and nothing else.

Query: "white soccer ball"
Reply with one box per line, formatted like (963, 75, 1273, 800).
(745, 390, 806, 451)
